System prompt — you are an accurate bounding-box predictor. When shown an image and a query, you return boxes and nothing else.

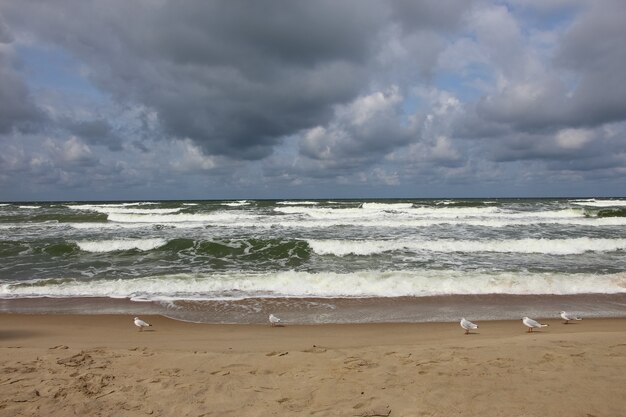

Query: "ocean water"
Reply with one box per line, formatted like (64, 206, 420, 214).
(1, 198, 625, 323)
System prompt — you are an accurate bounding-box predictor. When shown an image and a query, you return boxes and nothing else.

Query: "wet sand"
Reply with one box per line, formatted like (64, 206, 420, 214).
(1, 314, 625, 416)
(3, 293, 626, 324)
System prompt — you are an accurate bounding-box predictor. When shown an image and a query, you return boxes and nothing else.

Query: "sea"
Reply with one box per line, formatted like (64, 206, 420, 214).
(1, 198, 625, 324)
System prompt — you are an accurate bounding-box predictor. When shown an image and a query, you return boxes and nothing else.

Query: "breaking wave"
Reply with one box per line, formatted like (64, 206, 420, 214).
(3, 270, 625, 300)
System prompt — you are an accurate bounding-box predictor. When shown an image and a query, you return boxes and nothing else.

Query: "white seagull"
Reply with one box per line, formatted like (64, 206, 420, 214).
(460, 317, 478, 335)
(522, 316, 548, 333)
(134, 317, 152, 332)
(269, 314, 281, 327)
(560, 311, 582, 324)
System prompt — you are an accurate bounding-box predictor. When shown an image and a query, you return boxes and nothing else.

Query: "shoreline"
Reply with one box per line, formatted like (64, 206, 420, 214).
(2, 293, 626, 324)
(2, 313, 626, 416)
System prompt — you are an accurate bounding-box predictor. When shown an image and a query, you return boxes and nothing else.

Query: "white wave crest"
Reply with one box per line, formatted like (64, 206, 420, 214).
(2, 270, 625, 299)
(61, 211, 626, 229)
(68, 204, 181, 215)
(361, 202, 414, 210)
(105, 211, 252, 224)
(55, 201, 626, 229)
(76, 238, 168, 252)
(273, 204, 552, 220)
(307, 237, 626, 256)
(222, 200, 250, 206)
(277, 201, 319, 205)
(571, 199, 626, 207)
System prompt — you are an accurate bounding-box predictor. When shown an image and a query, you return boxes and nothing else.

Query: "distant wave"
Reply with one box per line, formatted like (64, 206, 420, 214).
(0, 212, 108, 223)
(275, 204, 536, 218)
(276, 201, 319, 205)
(571, 199, 626, 207)
(273, 204, 503, 219)
(221, 200, 250, 207)
(104, 212, 244, 223)
(67, 204, 182, 215)
(435, 200, 500, 207)
(307, 237, 626, 256)
(4, 201, 625, 229)
(4, 209, 626, 230)
(361, 202, 415, 209)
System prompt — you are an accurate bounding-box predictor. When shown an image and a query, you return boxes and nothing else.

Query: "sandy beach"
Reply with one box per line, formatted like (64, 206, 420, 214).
(1, 314, 625, 417)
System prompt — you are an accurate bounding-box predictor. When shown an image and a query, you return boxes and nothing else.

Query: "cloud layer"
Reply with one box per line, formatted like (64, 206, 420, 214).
(1, 0, 625, 200)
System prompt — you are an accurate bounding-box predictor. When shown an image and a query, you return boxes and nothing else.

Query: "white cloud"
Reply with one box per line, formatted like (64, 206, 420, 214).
(62, 136, 93, 163)
(555, 128, 592, 150)
(170, 139, 217, 172)
(342, 85, 402, 126)
(299, 85, 413, 162)
(431, 136, 461, 161)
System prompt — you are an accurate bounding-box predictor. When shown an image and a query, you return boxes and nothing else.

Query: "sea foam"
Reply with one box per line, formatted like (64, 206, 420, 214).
(76, 238, 168, 252)
(2, 270, 625, 300)
(307, 237, 626, 256)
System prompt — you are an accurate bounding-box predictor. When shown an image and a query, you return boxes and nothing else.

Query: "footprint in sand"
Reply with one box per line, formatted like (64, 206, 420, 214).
(303, 346, 327, 353)
(343, 357, 378, 370)
(265, 351, 289, 357)
(57, 352, 95, 368)
(354, 405, 392, 417)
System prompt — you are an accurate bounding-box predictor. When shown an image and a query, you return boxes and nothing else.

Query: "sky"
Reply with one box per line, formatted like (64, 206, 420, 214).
(0, 0, 625, 201)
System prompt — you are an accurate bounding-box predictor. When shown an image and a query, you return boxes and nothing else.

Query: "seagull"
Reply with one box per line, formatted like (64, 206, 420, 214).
(134, 317, 152, 332)
(560, 311, 582, 324)
(460, 317, 478, 335)
(269, 314, 281, 327)
(522, 316, 548, 333)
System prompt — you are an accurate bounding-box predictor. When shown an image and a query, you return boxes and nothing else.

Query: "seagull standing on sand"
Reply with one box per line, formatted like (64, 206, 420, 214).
(522, 317, 548, 333)
(560, 311, 582, 324)
(460, 318, 478, 335)
(134, 317, 152, 332)
(269, 314, 281, 327)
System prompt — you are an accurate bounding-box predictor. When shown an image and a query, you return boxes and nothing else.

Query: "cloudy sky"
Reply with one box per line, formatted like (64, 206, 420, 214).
(1, 0, 625, 201)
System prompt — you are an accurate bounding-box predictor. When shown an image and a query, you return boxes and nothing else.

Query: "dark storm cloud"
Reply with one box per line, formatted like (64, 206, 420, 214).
(486, 122, 626, 177)
(1, 0, 387, 159)
(0, 15, 12, 43)
(64, 119, 123, 151)
(555, 0, 626, 126)
(148, 2, 378, 68)
(0, 24, 44, 134)
(0, 55, 37, 133)
(389, 0, 474, 32)
(66, 119, 110, 140)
